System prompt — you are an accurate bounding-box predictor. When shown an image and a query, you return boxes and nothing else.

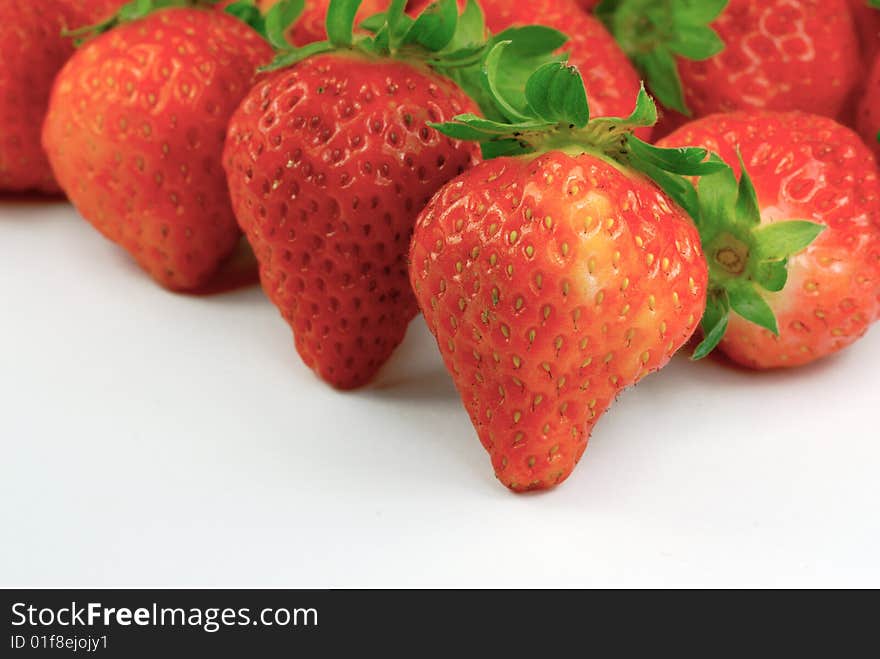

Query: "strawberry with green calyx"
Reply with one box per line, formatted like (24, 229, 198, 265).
(223, 1, 563, 389)
(410, 50, 721, 491)
(595, 0, 726, 117)
(675, 156, 825, 361)
(265, 0, 568, 116)
(600, 0, 861, 135)
(659, 112, 880, 369)
(42, 1, 274, 290)
(408, 0, 648, 138)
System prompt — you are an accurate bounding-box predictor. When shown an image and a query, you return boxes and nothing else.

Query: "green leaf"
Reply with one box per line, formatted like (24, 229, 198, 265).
(667, 24, 724, 60)
(692, 290, 730, 360)
(326, 0, 362, 46)
(634, 49, 690, 116)
(482, 41, 537, 122)
(695, 157, 737, 239)
(404, 0, 459, 51)
(492, 25, 568, 56)
(627, 138, 726, 176)
(357, 11, 386, 32)
(431, 114, 549, 141)
(752, 221, 826, 261)
(672, 0, 727, 24)
(265, 0, 304, 49)
(754, 259, 789, 293)
(444, 0, 485, 51)
(383, 0, 412, 51)
(598, 0, 729, 116)
(481, 139, 533, 159)
(524, 63, 590, 128)
(261, 41, 335, 71)
(727, 280, 778, 335)
(477, 30, 568, 121)
(224, 1, 266, 36)
(734, 152, 761, 229)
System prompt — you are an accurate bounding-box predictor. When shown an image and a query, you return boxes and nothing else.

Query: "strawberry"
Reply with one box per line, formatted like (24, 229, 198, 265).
(0, 1, 87, 193)
(411, 52, 719, 490)
(223, 1, 562, 389)
(577, 0, 600, 10)
(409, 0, 646, 136)
(42, 4, 273, 291)
(658, 112, 880, 369)
(856, 54, 880, 158)
(61, 0, 130, 23)
(599, 0, 861, 134)
(850, 0, 880, 67)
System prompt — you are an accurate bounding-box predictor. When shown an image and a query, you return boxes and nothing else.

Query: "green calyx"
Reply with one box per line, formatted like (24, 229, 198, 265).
(870, 0, 880, 8)
(259, 0, 567, 120)
(595, 0, 728, 115)
(432, 42, 725, 178)
(65, 0, 221, 43)
(685, 155, 825, 359)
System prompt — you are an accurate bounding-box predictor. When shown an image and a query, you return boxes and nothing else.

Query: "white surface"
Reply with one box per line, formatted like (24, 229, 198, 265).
(1, 200, 879, 588)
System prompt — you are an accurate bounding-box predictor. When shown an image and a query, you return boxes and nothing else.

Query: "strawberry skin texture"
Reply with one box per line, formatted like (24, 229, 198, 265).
(0, 0, 81, 193)
(409, 0, 647, 138)
(410, 152, 707, 490)
(60, 0, 128, 23)
(675, 0, 860, 122)
(849, 0, 880, 67)
(223, 53, 480, 390)
(857, 55, 880, 159)
(42, 8, 273, 291)
(659, 112, 880, 369)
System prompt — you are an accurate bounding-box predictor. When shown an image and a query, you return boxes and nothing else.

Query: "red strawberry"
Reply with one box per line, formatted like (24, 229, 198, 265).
(600, 0, 861, 136)
(61, 0, 129, 23)
(223, 2, 500, 389)
(857, 55, 880, 158)
(849, 0, 880, 67)
(411, 58, 714, 490)
(409, 0, 647, 137)
(659, 112, 880, 369)
(0, 1, 83, 193)
(42, 7, 273, 291)
(577, 0, 600, 10)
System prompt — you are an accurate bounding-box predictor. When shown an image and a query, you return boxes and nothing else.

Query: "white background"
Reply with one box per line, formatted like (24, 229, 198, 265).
(2, 200, 878, 588)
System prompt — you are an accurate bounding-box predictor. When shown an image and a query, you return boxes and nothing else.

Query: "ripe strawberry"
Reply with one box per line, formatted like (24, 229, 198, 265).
(61, 0, 129, 23)
(856, 56, 880, 158)
(658, 112, 880, 369)
(577, 0, 600, 10)
(411, 54, 718, 490)
(225, 1, 559, 389)
(850, 0, 880, 67)
(42, 6, 273, 291)
(0, 1, 84, 193)
(409, 0, 646, 136)
(600, 0, 860, 135)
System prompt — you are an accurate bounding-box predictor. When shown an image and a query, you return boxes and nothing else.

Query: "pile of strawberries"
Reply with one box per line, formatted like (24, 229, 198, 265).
(2, 0, 879, 492)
